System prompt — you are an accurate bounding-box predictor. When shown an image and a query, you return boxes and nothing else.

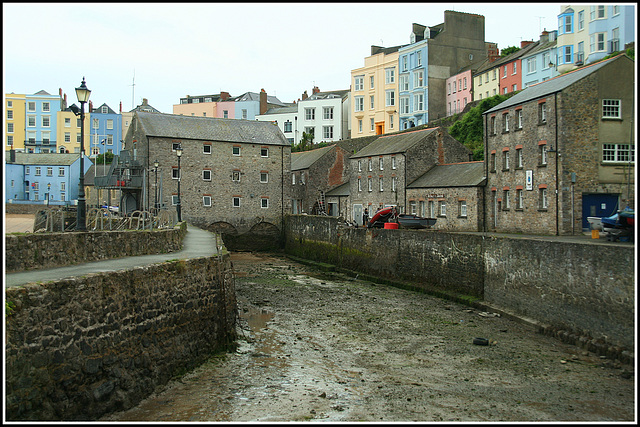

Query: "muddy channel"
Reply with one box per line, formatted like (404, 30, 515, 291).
(102, 252, 635, 422)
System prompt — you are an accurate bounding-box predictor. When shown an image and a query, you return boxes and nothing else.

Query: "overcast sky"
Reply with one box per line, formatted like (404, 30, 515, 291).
(4, 2, 567, 113)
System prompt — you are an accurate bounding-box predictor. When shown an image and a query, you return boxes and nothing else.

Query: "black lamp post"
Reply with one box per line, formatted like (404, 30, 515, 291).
(47, 182, 51, 206)
(176, 145, 182, 222)
(72, 77, 91, 231)
(153, 159, 159, 212)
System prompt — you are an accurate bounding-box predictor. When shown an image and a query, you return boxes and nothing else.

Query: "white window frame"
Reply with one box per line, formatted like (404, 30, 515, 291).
(354, 75, 364, 91)
(516, 109, 523, 129)
(385, 67, 395, 84)
(459, 200, 467, 217)
(385, 90, 395, 107)
(323, 107, 334, 120)
(203, 196, 212, 207)
(261, 198, 269, 209)
(414, 70, 424, 87)
(602, 144, 635, 163)
(203, 144, 212, 154)
(400, 97, 410, 114)
(233, 197, 241, 208)
(439, 201, 446, 217)
(202, 170, 212, 181)
(602, 99, 621, 119)
(323, 126, 334, 139)
(232, 171, 241, 182)
(305, 108, 315, 121)
(414, 93, 424, 111)
(354, 96, 364, 112)
(367, 177, 372, 192)
(260, 172, 269, 183)
(232, 146, 241, 156)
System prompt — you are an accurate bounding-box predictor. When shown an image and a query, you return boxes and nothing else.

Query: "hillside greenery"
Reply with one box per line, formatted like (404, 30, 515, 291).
(448, 94, 512, 160)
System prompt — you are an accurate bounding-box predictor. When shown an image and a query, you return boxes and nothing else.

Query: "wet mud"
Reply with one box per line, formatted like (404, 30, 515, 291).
(102, 252, 635, 422)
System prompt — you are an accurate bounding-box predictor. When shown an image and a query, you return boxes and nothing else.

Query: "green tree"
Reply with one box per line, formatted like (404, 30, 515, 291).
(292, 131, 315, 152)
(448, 94, 511, 160)
(500, 46, 520, 57)
(95, 151, 114, 165)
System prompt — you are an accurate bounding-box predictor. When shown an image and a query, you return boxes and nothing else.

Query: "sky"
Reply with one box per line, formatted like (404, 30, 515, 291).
(4, 2, 567, 114)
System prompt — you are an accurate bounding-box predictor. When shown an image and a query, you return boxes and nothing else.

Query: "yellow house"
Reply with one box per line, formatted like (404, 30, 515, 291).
(5, 93, 25, 151)
(472, 64, 501, 102)
(556, 5, 590, 73)
(56, 108, 90, 154)
(350, 46, 401, 138)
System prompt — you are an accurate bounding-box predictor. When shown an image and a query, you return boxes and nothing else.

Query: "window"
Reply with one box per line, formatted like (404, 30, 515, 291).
(370, 118, 375, 131)
(28, 116, 36, 127)
(578, 10, 584, 30)
(428, 200, 435, 217)
(485, 73, 489, 83)
(603, 144, 635, 163)
(28, 102, 35, 112)
(416, 50, 422, 66)
(172, 168, 180, 179)
(478, 76, 482, 87)
(7, 110, 13, 119)
(370, 96, 375, 109)
(539, 102, 547, 123)
(233, 146, 241, 156)
(503, 113, 509, 132)
(459, 200, 467, 217)
(590, 33, 606, 52)
(203, 196, 212, 207)
(59, 167, 65, 176)
(379, 177, 384, 192)
(203, 170, 211, 181)
(414, 70, 424, 87)
(305, 108, 315, 120)
(400, 75, 409, 91)
(391, 156, 396, 169)
(323, 107, 333, 120)
(564, 45, 572, 63)
(385, 90, 395, 107)
(385, 67, 395, 84)
(590, 5, 605, 20)
(261, 147, 269, 157)
(512, 61, 517, 75)
(414, 93, 424, 111)
(503, 150, 510, 171)
(367, 177, 372, 192)
(242, 109, 248, 119)
(233, 197, 241, 208)
(65, 132, 71, 143)
(28, 132, 36, 144)
(232, 171, 241, 182)
(516, 148, 523, 168)
(490, 116, 496, 134)
(354, 75, 364, 91)
(358, 119, 363, 133)
(400, 97, 410, 114)
(540, 144, 548, 165)
(516, 189, 524, 209)
(368, 158, 372, 171)
(439, 201, 446, 217)
(402, 56, 408, 71)
(392, 176, 397, 192)
(35, 167, 41, 176)
(542, 52, 550, 68)
(503, 66, 507, 78)
(370, 75, 375, 89)
(261, 198, 269, 209)
(354, 96, 364, 112)
(490, 152, 496, 172)
(203, 144, 212, 154)
(539, 188, 548, 209)
(527, 57, 536, 73)
(7, 123, 14, 133)
(284, 121, 292, 132)
(602, 99, 621, 118)
(503, 189, 510, 210)
(492, 69, 497, 80)
(379, 157, 384, 170)
(47, 167, 53, 176)
(516, 109, 523, 129)
(301, 172, 305, 184)
(260, 172, 269, 183)
(448, 83, 451, 95)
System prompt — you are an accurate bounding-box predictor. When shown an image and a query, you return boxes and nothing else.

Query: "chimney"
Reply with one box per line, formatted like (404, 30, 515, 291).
(540, 29, 549, 44)
(301, 90, 308, 101)
(64, 93, 67, 105)
(220, 91, 230, 101)
(89, 101, 93, 112)
(520, 40, 534, 48)
(119, 101, 122, 113)
(260, 89, 268, 115)
(9, 149, 15, 163)
(142, 98, 148, 106)
(312, 86, 320, 95)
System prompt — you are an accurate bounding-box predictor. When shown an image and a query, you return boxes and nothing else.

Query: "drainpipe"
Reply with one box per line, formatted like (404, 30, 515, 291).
(483, 112, 488, 233)
(554, 93, 559, 236)
(402, 152, 407, 213)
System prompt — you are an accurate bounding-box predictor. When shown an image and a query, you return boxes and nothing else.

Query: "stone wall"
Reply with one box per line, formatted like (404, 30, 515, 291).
(5, 224, 186, 273)
(284, 214, 635, 356)
(5, 255, 237, 421)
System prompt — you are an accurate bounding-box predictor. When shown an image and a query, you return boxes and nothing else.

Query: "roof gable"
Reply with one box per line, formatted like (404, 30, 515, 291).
(291, 145, 334, 171)
(352, 127, 438, 158)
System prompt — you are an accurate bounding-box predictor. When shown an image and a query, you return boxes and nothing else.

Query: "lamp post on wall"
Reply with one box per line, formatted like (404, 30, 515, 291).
(176, 145, 182, 222)
(47, 182, 51, 206)
(153, 159, 159, 212)
(71, 77, 91, 231)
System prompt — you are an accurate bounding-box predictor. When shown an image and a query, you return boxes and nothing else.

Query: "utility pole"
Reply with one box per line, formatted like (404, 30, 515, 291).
(130, 69, 136, 110)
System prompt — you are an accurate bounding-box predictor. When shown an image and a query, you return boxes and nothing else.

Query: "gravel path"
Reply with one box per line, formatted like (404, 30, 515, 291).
(102, 252, 635, 422)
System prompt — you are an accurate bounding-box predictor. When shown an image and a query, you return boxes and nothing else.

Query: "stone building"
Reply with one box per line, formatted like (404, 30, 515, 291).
(122, 111, 291, 248)
(406, 161, 486, 231)
(348, 126, 473, 225)
(290, 136, 376, 215)
(483, 54, 634, 235)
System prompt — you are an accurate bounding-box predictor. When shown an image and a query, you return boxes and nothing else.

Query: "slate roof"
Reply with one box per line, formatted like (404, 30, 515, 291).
(234, 91, 287, 106)
(305, 89, 350, 101)
(291, 145, 334, 171)
(84, 164, 111, 186)
(8, 153, 81, 166)
(134, 111, 289, 146)
(485, 54, 627, 114)
(262, 105, 298, 115)
(351, 127, 438, 159)
(407, 161, 485, 188)
(325, 181, 350, 197)
(91, 103, 117, 114)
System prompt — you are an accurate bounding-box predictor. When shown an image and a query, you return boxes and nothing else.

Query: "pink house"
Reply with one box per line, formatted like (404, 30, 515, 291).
(445, 69, 473, 116)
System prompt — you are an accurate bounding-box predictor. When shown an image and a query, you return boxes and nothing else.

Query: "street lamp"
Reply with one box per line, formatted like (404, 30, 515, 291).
(72, 77, 91, 231)
(153, 159, 159, 212)
(176, 145, 182, 222)
(47, 183, 51, 206)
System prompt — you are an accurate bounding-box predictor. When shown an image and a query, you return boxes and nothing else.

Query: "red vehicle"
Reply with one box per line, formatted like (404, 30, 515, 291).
(367, 207, 398, 228)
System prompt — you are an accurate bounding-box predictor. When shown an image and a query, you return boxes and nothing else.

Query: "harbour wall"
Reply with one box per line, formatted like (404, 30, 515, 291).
(284, 215, 635, 360)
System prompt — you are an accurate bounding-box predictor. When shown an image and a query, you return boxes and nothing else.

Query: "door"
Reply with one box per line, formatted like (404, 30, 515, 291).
(353, 204, 363, 226)
(581, 193, 619, 230)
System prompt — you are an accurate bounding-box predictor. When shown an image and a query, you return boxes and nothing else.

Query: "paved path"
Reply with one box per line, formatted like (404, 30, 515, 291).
(5, 224, 221, 288)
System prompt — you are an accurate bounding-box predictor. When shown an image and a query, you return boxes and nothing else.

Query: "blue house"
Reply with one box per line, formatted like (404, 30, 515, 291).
(234, 90, 287, 120)
(5, 151, 92, 206)
(24, 90, 62, 153)
(586, 5, 635, 64)
(89, 103, 123, 159)
(398, 28, 429, 130)
(519, 30, 559, 89)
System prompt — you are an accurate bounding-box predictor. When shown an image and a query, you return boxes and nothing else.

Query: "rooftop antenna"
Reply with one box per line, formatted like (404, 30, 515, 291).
(536, 16, 545, 33)
(130, 69, 136, 109)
